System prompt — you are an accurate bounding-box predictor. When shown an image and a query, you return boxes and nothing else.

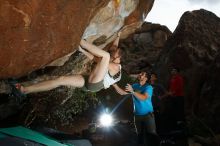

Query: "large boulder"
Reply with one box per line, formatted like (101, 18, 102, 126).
(0, 0, 108, 78)
(120, 22, 171, 74)
(154, 9, 220, 133)
(0, 0, 154, 79)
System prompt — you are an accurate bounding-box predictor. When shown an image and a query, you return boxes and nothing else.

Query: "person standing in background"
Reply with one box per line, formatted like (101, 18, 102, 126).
(168, 67, 185, 125)
(150, 72, 166, 133)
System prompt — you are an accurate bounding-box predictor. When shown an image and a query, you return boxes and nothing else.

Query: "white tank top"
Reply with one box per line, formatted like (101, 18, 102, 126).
(103, 65, 121, 89)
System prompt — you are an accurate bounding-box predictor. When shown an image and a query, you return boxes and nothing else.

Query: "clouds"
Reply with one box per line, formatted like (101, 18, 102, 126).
(146, 0, 220, 32)
(187, 0, 220, 5)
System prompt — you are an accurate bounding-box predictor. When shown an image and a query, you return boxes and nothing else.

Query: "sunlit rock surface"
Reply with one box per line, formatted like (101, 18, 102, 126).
(0, 0, 108, 78)
(154, 9, 220, 133)
(0, 0, 154, 79)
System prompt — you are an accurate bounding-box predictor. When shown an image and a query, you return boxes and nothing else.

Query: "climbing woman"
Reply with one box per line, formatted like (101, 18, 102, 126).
(12, 32, 123, 95)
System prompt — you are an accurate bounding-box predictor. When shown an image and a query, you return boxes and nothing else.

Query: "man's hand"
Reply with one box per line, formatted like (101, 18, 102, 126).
(125, 84, 134, 93)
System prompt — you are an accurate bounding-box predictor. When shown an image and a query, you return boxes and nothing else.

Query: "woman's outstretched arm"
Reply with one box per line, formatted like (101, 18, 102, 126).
(112, 31, 121, 47)
(112, 83, 128, 95)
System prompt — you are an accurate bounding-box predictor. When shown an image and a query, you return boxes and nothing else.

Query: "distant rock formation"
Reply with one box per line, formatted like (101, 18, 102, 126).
(120, 22, 171, 74)
(155, 9, 220, 133)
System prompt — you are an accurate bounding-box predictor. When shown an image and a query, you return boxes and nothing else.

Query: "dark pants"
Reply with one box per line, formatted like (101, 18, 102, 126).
(134, 113, 160, 146)
(153, 107, 161, 132)
(170, 96, 185, 122)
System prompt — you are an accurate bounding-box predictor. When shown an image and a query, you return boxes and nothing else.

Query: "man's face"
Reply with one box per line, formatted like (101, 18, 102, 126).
(150, 74, 157, 82)
(138, 72, 148, 81)
(171, 68, 177, 75)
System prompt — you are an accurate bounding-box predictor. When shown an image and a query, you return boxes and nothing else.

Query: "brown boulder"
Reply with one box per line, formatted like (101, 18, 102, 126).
(0, 0, 109, 78)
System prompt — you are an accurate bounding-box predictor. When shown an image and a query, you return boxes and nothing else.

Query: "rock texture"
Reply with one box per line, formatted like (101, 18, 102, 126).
(0, 0, 154, 79)
(0, 0, 108, 78)
(154, 9, 220, 133)
(120, 22, 171, 74)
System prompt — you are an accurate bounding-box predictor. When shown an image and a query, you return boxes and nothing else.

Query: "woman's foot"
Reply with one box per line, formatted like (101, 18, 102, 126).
(8, 79, 26, 99)
(15, 83, 26, 94)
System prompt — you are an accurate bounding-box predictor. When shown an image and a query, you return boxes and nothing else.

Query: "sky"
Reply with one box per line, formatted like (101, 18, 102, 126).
(146, 0, 220, 32)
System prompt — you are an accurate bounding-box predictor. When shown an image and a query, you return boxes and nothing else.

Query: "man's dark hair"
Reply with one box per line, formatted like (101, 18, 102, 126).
(140, 70, 151, 81)
(151, 72, 158, 78)
(172, 67, 180, 72)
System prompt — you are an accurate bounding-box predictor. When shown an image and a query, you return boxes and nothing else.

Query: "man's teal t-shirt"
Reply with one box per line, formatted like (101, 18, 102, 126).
(132, 83, 153, 115)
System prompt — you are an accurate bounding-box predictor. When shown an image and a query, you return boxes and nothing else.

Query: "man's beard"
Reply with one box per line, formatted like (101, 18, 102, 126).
(139, 77, 146, 82)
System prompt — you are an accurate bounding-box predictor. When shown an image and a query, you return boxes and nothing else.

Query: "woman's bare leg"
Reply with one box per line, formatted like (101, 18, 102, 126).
(22, 75, 85, 94)
(80, 40, 110, 58)
(80, 40, 110, 83)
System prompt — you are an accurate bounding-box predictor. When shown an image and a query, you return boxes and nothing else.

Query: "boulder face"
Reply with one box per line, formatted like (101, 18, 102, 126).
(0, 0, 108, 78)
(155, 9, 220, 132)
(0, 0, 154, 79)
(120, 22, 171, 74)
